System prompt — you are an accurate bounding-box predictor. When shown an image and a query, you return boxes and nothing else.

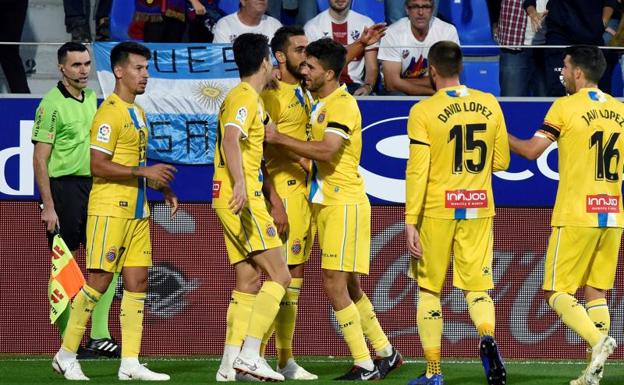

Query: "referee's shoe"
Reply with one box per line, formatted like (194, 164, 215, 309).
(78, 337, 121, 359)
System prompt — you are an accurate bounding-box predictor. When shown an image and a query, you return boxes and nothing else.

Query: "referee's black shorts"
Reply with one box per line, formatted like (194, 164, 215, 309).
(45, 176, 92, 251)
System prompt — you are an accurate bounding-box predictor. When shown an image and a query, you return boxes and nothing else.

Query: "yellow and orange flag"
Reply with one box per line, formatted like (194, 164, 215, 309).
(48, 235, 85, 324)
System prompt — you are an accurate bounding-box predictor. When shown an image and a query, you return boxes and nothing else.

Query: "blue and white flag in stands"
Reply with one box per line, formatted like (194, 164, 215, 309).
(94, 42, 240, 165)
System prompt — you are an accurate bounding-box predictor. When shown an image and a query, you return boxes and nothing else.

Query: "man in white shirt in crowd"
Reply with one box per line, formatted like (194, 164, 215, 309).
(213, 0, 283, 43)
(304, 0, 379, 95)
(378, 0, 459, 95)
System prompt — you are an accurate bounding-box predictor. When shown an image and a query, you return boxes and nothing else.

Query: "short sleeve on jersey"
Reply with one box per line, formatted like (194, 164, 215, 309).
(32, 99, 58, 144)
(90, 108, 120, 155)
(539, 98, 564, 141)
(221, 91, 258, 139)
(407, 104, 430, 146)
(325, 97, 357, 140)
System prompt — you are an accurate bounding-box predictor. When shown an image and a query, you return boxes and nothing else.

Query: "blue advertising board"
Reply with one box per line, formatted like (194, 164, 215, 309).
(1, 96, 558, 205)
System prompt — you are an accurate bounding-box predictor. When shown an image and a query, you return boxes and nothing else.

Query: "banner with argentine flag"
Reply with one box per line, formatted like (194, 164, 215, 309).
(94, 42, 241, 165)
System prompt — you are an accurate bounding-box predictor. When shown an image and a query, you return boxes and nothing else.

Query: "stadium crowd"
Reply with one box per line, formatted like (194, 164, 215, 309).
(2, 0, 624, 96)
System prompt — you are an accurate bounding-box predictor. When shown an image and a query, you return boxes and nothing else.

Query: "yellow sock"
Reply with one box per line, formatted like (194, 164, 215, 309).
(355, 293, 391, 356)
(335, 302, 371, 364)
(417, 290, 443, 376)
(120, 290, 146, 358)
(548, 292, 602, 347)
(466, 291, 495, 337)
(586, 298, 610, 335)
(260, 321, 275, 357)
(225, 290, 256, 347)
(425, 349, 441, 377)
(246, 281, 285, 340)
(275, 277, 302, 367)
(62, 285, 102, 353)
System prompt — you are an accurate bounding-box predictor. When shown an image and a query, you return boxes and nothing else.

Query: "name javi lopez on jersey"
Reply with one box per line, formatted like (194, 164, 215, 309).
(581, 108, 624, 127)
(437, 102, 493, 123)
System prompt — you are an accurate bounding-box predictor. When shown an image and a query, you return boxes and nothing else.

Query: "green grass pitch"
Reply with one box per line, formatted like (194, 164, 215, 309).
(0, 356, 623, 384)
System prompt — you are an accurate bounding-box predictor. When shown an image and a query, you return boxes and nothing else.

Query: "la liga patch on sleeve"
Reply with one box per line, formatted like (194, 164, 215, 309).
(96, 124, 112, 143)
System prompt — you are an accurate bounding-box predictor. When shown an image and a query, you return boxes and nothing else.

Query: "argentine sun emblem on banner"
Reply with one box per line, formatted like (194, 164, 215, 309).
(94, 42, 240, 165)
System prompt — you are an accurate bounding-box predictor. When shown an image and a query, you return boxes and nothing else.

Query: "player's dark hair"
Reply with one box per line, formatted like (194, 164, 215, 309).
(57, 42, 88, 64)
(405, 0, 434, 7)
(233, 33, 271, 77)
(565, 45, 606, 84)
(271, 25, 305, 56)
(305, 38, 346, 80)
(110, 42, 151, 72)
(428, 40, 463, 78)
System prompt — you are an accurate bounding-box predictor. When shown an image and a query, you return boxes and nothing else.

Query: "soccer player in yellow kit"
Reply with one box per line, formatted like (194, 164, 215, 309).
(404, 41, 509, 385)
(52, 42, 178, 381)
(259, 25, 317, 380)
(213, 33, 291, 382)
(509, 45, 619, 385)
(265, 38, 402, 381)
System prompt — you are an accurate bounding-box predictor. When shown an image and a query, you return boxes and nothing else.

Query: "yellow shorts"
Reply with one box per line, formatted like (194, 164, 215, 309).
(410, 216, 493, 292)
(543, 226, 621, 293)
(86, 216, 152, 272)
(215, 204, 282, 265)
(314, 202, 370, 274)
(280, 192, 314, 265)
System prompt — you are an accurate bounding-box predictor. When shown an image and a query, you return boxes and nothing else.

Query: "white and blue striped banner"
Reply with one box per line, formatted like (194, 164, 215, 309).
(94, 42, 240, 165)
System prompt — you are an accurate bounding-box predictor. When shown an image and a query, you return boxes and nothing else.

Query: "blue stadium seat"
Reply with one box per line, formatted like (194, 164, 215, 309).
(461, 60, 500, 96)
(611, 62, 623, 97)
(110, 0, 135, 41)
(316, 0, 329, 12)
(218, 0, 240, 15)
(437, 0, 498, 56)
(351, 0, 385, 24)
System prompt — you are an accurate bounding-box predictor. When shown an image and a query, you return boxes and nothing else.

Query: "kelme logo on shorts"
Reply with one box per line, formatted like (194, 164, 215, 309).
(106, 246, 117, 262)
(586, 194, 619, 213)
(266, 224, 276, 237)
(445, 189, 488, 208)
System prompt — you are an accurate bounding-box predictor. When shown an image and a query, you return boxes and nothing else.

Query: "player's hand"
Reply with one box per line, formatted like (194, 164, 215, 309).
(264, 121, 279, 144)
(191, 1, 206, 15)
(405, 223, 423, 259)
(139, 164, 177, 186)
(529, 11, 547, 32)
(299, 157, 311, 173)
(162, 186, 179, 218)
(360, 23, 387, 47)
(270, 199, 289, 236)
(229, 181, 247, 214)
(41, 205, 60, 233)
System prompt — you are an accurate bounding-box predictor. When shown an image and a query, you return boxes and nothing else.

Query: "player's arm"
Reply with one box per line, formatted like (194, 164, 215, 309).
(266, 122, 343, 162)
(90, 149, 177, 184)
(33, 142, 58, 232)
(222, 124, 247, 214)
(492, 102, 511, 172)
(346, 23, 387, 63)
(508, 133, 552, 160)
(382, 60, 435, 96)
(261, 162, 288, 235)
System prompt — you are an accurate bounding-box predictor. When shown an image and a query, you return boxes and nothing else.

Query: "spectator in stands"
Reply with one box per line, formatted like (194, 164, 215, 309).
(385, 0, 437, 25)
(187, 0, 223, 42)
(133, 0, 206, 42)
(378, 0, 458, 95)
(213, 0, 282, 43)
(0, 0, 30, 93)
(63, 0, 112, 42)
(528, 0, 617, 96)
(267, 0, 317, 25)
(305, 0, 379, 95)
(497, 0, 547, 96)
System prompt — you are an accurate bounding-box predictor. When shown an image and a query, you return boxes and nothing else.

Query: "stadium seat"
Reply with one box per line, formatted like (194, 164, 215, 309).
(218, 0, 240, 15)
(611, 62, 623, 97)
(317, 0, 329, 12)
(437, 0, 498, 56)
(109, 0, 135, 41)
(351, 0, 385, 24)
(461, 59, 500, 96)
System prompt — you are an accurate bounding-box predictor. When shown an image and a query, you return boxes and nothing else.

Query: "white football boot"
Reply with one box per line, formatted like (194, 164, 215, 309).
(584, 335, 617, 385)
(52, 350, 90, 381)
(277, 359, 318, 380)
(118, 360, 170, 381)
(233, 355, 284, 382)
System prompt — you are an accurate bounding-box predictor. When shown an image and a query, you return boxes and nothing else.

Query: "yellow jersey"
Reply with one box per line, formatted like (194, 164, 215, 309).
(406, 85, 509, 222)
(261, 80, 310, 198)
(89, 93, 150, 219)
(309, 84, 367, 205)
(213, 82, 269, 209)
(537, 88, 624, 227)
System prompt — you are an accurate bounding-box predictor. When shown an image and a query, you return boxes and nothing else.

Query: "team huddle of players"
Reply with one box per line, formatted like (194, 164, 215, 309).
(41, 28, 621, 385)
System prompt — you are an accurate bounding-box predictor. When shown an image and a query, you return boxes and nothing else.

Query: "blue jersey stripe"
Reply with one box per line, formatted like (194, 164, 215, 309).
(598, 213, 608, 228)
(455, 208, 466, 219)
(128, 107, 146, 219)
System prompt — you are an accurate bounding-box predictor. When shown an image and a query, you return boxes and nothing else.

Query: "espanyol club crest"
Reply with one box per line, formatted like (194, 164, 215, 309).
(266, 223, 277, 237)
(318, 112, 325, 123)
(106, 246, 117, 262)
(291, 239, 302, 255)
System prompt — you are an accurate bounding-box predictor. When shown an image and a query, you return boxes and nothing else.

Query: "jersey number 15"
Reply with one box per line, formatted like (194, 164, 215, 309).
(448, 123, 487, 174)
